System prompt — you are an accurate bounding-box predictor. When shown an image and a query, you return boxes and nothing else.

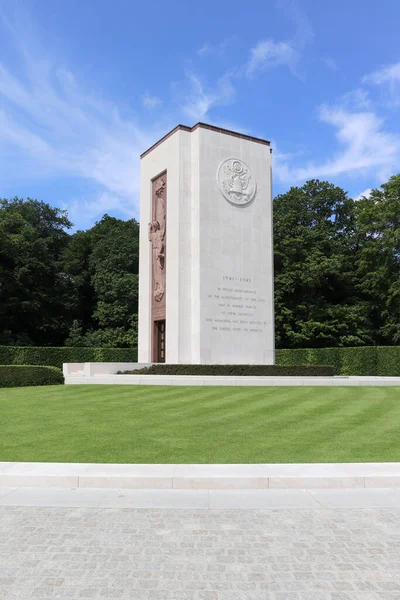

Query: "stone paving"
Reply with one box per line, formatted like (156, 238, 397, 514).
(1, 506, 400, 599)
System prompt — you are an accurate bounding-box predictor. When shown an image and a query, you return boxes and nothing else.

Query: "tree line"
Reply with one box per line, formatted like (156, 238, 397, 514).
(1, 173, 399, 349)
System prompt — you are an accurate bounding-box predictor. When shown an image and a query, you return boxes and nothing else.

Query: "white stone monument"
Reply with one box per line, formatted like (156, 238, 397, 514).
(138, 122, 274, 364)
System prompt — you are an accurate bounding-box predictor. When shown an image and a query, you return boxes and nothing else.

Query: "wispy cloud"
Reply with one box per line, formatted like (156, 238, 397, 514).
(363, 60, 400, 106)
(354, 188, 372, 201)
(277, 0, 314, 48)
(246, 40, 297, 76)
(66, 191, 136, 230)
(275, 103, 400, 185)
(197, 38, 234, 57)
(323, 57, 338, 71)
(339, 88, 371, 110)
(363, 61, 400, 85)
(141, 91, 162, 109)
(180, 71, 235, 121)
(246, 0, 314, 78)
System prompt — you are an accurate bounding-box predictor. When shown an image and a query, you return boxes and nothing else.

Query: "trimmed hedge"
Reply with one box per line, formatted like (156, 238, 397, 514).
(276, 346, 400, 377)
(0, 346, 137, 370)
(0, 345, 398, 376)
(118, 364, 336, 376)
(0, 365, 64, 388)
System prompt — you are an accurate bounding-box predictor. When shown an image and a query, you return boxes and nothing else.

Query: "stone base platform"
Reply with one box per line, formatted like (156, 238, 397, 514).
(1, 462, 400, 490)
(65, 374, 400, 386)
(63, 364, 400, 386)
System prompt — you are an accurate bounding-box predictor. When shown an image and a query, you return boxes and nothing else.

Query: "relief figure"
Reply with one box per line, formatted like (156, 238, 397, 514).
(148, 216, 165, 302)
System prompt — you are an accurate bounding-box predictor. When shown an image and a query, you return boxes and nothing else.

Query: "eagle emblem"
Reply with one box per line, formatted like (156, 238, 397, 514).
(217, 158, 256, 206)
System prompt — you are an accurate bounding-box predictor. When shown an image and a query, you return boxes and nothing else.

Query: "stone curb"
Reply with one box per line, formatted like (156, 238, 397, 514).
(64, 374, 400, 386)
(1, 462, 400, 489)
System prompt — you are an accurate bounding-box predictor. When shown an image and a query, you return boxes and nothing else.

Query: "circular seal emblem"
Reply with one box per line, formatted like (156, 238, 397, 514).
(217, 158, 257, 206)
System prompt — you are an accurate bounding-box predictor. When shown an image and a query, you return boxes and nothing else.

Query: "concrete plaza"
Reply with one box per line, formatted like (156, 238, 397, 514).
(1, 487, 400, 599)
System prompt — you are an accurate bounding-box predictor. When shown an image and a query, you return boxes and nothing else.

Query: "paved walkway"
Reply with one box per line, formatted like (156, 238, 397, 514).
(3, 487, 400, 509)
(1, 489, 400, 599)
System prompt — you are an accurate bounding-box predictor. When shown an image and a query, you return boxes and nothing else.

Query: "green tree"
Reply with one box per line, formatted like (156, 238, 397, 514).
(61, 229, 95, 331)
(90, 215, 139, 329)
(0, 198, 73, 345)
(64, 215, 139, 348)
(273, 180, 373, 348)
(354, 174, 400, 344)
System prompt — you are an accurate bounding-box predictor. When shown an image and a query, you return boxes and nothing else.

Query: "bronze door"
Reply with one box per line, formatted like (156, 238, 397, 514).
(157, 320, 166, 363)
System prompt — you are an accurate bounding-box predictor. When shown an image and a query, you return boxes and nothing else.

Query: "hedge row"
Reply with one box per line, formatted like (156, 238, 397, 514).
(0, 366, 64, 388)
(0, 346, 137, 370)
(0, 345, 398, 376)
(119, 364, 336, 377)
(276, 346, 400, 376)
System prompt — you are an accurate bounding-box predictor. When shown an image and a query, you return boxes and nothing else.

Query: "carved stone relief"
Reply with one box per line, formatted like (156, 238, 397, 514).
(217, 158, 257, 206)
(149, 174, 166, 307)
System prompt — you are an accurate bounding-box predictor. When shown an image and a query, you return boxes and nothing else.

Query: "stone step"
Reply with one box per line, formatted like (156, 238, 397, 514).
(0, 462, 399, 490)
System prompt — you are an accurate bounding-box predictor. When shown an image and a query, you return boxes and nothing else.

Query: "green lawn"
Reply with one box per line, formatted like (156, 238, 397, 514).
(1, 385, 400, 463)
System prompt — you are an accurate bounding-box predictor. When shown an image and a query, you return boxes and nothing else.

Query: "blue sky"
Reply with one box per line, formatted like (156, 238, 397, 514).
(1, 0, 399, 230)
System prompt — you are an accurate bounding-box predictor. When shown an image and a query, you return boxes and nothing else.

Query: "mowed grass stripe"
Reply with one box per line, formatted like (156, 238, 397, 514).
(171, 387, 300, 423)
(1, 385, 400, 463)
(276, 387, 400, 462)
(337, 389, 400, 461)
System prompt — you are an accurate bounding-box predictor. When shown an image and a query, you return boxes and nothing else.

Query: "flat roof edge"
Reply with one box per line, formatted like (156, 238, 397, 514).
(140, 122, 270, 159)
